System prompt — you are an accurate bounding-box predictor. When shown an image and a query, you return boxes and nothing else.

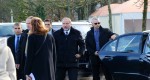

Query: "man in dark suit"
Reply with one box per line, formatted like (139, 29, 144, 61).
(53, 17, 85, 80)
(44, 19, 55, 35)
(17, 16, 33, 80)
(85, 17, 116, 80)
(7, 22, 23, 80)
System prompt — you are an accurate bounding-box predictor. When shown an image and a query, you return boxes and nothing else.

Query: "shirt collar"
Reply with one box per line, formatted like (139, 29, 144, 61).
(15, 35, 21, 38)
(48, 29, 52, 34)
(64, 29, 70, 34)
(94, 28, 99, 32)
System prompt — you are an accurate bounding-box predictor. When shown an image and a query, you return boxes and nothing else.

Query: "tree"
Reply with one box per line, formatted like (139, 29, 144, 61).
(10, 0, 28, 22)
(135, 0, 149, 31)
(35, 5, 46, 20)
(100, 0, 113, 30)
(108, 0, 113, 30)
(142, 0, 148, 31)
(0, 0, 13, 22)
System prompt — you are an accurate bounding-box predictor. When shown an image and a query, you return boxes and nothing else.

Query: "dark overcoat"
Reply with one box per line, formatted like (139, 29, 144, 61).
(25, 34, 56, 80)
(53, 27, 85, 67)
(7, 35, 16, 60)
(85, 26, 114, 64)
(17, 29, 28, 65)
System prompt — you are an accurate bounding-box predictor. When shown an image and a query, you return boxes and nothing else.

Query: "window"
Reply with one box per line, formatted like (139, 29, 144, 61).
(144, 36, 150, 54)
(117, 35, 142, 53)
(103, 40, 117, 51)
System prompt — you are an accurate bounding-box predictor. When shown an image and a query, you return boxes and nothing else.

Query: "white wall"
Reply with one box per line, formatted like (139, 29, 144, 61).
(98, 16, 109, 29)
(89, 12, 150, 35)
(112, 14, 124, 35)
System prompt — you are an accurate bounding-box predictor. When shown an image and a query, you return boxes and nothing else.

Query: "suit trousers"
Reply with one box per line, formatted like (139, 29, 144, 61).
(91, 63, 101, 80)
(56, 67, 78, 80)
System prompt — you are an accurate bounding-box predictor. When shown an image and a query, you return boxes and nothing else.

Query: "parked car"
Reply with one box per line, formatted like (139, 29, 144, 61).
(99, 32, 150, 80)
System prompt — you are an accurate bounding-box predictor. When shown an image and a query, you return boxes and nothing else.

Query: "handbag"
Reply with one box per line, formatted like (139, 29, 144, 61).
(35, 34, 47, 56)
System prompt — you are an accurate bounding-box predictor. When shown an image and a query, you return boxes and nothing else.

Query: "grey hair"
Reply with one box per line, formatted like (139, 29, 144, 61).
(90, 17, 100, 23)
(61, 17, 72, 22)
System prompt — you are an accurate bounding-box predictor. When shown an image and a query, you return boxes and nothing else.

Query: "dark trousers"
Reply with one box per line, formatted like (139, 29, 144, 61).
(56, 67, 78, 80)
(91, 63, 101, 80)
(17, 68, 25, 80)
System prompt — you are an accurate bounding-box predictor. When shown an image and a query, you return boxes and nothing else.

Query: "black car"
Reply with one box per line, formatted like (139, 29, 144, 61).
(99, 32, 150, 80)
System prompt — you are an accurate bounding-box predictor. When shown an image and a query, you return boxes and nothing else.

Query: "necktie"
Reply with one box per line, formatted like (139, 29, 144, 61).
(16, 36, 20, 53)
(66, 31, 68, 35)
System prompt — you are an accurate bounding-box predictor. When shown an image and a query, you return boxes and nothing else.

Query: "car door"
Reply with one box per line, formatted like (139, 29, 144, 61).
(99, 33, 144, 80)
(140, 33, 150, 79)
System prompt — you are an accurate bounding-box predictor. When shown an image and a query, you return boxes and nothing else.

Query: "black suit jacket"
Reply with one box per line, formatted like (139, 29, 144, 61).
(53, 27, 85, 67)
(17, 29, 28, 65)
(85, 26, 115, 64)
(7, 35, 17, 63)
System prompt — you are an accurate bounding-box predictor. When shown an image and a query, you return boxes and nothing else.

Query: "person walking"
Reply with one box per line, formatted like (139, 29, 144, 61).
(0, 39, 16, 80)
(53, 17, 85, 80)
(85, 17, 116, 80)
(7, 22, 23, 80)
(25, 17, 56, 80)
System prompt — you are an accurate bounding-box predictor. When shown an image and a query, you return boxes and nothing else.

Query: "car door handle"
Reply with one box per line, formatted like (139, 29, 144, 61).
(104, 56, 113, 60)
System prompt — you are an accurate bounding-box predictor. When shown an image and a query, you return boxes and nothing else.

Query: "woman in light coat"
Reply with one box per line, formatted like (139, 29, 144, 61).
(0, 38, 16, 80)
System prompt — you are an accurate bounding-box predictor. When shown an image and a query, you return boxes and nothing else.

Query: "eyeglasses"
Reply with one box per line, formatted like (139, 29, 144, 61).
(94, 22, 100, 25)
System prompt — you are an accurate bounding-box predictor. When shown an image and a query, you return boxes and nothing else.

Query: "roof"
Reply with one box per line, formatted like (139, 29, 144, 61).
(91, 0, 150, 16)
(91, 4, 120, 16)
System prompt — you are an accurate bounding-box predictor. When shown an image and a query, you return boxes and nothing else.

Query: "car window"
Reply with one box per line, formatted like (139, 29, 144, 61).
(144, 35, 150, 54)
(117, 35, 142, 53)
(103, 40, 117, 51)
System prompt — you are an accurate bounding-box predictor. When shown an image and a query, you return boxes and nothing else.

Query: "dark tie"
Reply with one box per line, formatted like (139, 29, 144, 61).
(66, 31, 68, 35)
(16, 36, 20, 53)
